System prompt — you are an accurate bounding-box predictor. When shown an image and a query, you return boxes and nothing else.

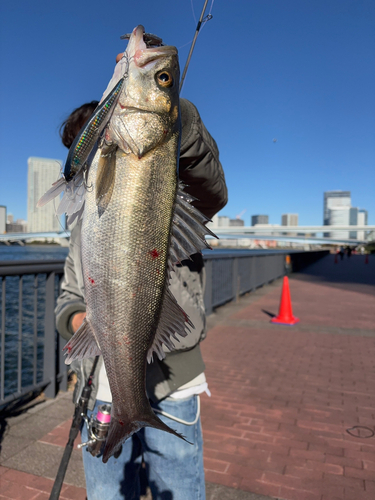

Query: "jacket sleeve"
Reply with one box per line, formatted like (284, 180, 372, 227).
(55, 221, 86, 341)
(179, 99, 228, 219)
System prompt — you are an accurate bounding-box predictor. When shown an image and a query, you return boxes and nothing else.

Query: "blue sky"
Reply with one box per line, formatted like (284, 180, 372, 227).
(0, 0, 374, 226)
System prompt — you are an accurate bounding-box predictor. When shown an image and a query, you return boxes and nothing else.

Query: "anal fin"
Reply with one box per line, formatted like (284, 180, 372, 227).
(147, 288, 192, 363)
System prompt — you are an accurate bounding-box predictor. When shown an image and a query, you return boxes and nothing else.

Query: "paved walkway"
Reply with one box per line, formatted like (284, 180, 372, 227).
(1, 254, 374, 499)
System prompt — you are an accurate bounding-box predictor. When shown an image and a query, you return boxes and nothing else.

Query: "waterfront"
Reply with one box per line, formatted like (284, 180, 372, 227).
(0, 245, 69, 262)
(0, 246, 68, 399)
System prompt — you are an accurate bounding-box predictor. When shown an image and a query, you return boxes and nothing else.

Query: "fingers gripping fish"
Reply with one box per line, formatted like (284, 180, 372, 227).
(39, 25, 217, 463)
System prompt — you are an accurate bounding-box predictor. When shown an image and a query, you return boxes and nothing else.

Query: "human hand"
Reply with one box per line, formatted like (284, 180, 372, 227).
(72, 312, 86, 332)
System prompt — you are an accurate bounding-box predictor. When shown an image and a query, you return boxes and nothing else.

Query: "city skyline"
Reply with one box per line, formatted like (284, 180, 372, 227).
(2, 167, 370, 233)
(1, 1, 374, 226)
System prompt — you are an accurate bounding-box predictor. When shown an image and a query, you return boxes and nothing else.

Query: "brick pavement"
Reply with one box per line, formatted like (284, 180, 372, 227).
(200, 255, 375, 500)
(1, 254, 374, 500)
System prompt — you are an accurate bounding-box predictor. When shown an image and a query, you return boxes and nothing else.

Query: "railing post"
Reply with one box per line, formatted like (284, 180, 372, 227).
(43, 272, 56, 398)
(232, 257, 239, 302)
(204, 259, 213, 315)
(1, 278, 6, 401)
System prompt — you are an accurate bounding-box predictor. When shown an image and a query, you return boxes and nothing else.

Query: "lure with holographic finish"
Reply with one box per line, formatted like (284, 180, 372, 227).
(64, 76, 126, 182)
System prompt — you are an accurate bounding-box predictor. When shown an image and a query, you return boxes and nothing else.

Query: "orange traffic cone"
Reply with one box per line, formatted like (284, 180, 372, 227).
(334, 253, 338, 264)
(271, 276, 299, 325)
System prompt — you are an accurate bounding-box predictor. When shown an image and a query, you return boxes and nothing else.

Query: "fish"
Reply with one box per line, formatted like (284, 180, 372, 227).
(40, 25, 216, 463)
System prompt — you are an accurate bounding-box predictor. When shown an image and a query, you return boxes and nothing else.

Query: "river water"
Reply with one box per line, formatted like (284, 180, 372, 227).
(0, 246, 69, 400)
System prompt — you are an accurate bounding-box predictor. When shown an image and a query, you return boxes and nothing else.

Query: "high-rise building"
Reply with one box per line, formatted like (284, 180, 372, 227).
(348, 207, 359, 239)
(281, 214, 298, 226)
(327, 206, 351, 239)
(6, 219, 27, 233)
(27, 157, 62, 233)
(251, 215, 269, 226)
(323, 191, 351, 225)
(218, 216, 230, 227)
(357, 209, 368, 240)
(281, 213, 298, 236)
(0, 206, 6, 234)
(229, 218, 244, 227)
(323, 191, 351, 237)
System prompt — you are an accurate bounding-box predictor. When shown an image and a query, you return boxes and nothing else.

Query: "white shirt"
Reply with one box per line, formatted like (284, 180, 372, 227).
(96, 363, 210, 403)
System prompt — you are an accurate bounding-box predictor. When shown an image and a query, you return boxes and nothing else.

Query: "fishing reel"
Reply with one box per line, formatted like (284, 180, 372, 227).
(78, 403, 112, 457)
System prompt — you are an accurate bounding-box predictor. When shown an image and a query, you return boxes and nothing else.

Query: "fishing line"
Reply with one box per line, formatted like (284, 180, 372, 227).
(153, 396, 201, 426)
(177, 9, 213, 52)
(190, 0, 197, 25)
(179, 0, 214, 93)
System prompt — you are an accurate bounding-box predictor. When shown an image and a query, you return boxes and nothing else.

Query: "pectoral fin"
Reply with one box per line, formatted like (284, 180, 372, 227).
(95, 145, 117, 218)
(64, 319, 101, 364)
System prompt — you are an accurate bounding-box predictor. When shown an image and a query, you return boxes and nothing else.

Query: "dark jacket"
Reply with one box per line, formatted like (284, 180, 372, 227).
(55, 98, 227, 408)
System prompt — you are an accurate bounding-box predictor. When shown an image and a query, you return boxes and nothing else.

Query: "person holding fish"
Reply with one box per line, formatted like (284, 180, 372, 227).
(50, 26, 227, 500)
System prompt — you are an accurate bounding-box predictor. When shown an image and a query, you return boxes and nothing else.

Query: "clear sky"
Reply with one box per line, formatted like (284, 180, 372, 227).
(0, 0, 374, 226)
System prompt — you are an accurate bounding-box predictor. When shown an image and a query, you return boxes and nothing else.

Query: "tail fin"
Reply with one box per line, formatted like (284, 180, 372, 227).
(102, 409, 189, 463)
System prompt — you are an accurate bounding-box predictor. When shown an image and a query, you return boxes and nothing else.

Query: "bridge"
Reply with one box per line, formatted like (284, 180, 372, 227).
(0, 225, 374, 247)
(212, 225, 375, 247)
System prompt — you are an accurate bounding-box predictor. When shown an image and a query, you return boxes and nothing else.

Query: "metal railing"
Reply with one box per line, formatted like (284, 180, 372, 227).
(203, 249, 328, 314)
(0, 250, 328, 407)
(0, 260, 66, 407)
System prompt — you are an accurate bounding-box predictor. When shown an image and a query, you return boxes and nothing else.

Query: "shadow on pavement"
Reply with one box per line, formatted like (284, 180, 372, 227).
(261, 309, 276, 318)
(292, 254, 375, 295)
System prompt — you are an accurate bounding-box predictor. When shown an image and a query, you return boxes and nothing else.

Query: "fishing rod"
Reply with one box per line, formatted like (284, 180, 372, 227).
(179, 0, 212, 93)
(49, 356, 99, 500)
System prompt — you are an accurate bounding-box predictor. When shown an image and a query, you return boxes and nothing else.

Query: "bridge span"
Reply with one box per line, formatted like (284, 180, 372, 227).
(1, 226, 373, 247)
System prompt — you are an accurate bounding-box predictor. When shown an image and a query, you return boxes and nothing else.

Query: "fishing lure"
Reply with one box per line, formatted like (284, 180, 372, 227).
(64, 75, 126, 182)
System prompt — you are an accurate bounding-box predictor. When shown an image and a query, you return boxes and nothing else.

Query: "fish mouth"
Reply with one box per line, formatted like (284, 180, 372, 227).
(118, 104, 161, 115)
(127, 25, 177, 68)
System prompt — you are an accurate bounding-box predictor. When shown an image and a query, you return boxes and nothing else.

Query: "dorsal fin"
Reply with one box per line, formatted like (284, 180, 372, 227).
(169, 183, 218, 266)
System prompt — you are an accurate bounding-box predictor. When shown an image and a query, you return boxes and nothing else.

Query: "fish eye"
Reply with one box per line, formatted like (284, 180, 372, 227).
(156, 71, 173, 88)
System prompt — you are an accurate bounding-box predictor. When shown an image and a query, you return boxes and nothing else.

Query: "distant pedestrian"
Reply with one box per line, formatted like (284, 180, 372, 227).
(346, 247, 352, 258)
(339, 246, 345, 260)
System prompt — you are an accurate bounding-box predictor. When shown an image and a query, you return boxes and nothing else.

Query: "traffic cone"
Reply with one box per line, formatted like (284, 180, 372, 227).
(334, 253, 338, 264)
(271, 276, 299, 325)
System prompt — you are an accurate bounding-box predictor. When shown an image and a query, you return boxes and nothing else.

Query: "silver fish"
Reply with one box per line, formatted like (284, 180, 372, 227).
(63, 25, 215, 463)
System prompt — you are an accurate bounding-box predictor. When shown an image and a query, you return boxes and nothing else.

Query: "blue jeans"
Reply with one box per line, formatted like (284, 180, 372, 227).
(81, 396, 205, 500)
